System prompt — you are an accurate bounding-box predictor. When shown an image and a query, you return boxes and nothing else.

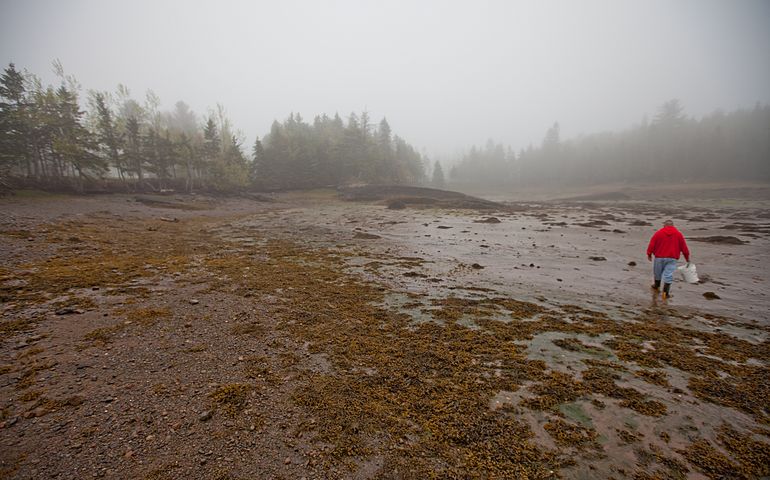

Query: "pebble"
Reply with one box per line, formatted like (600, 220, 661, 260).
(198, 410, 213, 422)
(189, 299, 200, 305)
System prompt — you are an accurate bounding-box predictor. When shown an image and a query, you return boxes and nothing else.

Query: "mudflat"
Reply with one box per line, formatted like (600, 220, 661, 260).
(1, 187, 768, 479)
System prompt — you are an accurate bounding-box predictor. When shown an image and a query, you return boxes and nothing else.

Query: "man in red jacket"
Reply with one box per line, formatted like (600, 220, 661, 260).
(647, 219, 690, 300)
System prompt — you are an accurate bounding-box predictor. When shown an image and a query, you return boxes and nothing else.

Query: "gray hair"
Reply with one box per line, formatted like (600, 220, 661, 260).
(663, 219, 674, 226)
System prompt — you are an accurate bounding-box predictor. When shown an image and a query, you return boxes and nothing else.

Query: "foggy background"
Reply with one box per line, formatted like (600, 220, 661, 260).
(2, 0, 769, 158)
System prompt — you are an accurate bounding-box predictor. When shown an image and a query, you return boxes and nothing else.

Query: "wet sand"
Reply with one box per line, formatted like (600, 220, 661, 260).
(275, 192, 770, 324)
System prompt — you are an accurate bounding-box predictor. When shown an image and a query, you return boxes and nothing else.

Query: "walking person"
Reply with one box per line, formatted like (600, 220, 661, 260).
(647, 219, 690, 300)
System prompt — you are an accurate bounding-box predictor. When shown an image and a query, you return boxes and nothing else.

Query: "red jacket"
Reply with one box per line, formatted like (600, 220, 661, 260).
(647, 226, 690, 261)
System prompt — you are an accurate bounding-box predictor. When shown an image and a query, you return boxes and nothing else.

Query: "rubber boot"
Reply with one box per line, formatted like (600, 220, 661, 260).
(662, 283, 672, 300)
(651, 280, 660, 291)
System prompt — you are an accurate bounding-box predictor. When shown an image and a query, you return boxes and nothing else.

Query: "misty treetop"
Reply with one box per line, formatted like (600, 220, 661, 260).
(451, 100, 770, 187)
(0, 62, 426, 192)
(251, 112, 425, 191)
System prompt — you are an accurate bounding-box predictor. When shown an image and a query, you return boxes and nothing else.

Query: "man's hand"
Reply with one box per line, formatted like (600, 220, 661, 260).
(647, 254, 652, 261)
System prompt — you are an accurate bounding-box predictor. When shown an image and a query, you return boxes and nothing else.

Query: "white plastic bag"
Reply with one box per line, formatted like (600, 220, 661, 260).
(677, 262, 699, 284)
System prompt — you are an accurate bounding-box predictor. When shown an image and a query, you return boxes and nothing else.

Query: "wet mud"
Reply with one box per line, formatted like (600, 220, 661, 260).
(1, 188, 769, 479)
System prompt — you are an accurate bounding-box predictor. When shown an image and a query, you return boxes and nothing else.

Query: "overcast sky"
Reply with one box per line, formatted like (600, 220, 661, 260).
(1, 0, 769, 159)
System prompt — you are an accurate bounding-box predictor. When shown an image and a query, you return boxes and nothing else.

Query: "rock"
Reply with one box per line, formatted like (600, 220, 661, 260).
(474, 217, 501, 224)
(124, 449, 134, 459)
(703, 291, 721, 300)
(471, 263, 484, 269)
(690, 236, 747, 245)
(0, 417, 19, 428)
(55, 307, 83, 315)
(284, 457, 291, 465)
(199, 410, 213, 422)
(613, 229, 626, 234)
(437, 225, 452, 229)
(353, 232, 380, 239)
(628, 261, 637, 266)
(189, 299, 200, 305)
(589, 256, 607, 261)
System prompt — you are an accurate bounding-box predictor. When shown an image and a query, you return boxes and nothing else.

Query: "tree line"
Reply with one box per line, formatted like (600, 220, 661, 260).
(0, 62, 426, 193)
(252, 111, 424, 190)
(450, 99, 770, 188)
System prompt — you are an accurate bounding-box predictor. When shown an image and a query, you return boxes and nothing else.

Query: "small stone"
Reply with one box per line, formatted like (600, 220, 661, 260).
(199, 410, 213, 422)
(471, 263, 484, 269)
(589, 256, 607, 261)
(189, 299, 200, 305)
(284, 457, 291, 465)
(703, 291, 721, 300)
(145, 434, 155, 441)
(55, 307, 78, 315)
(124, 449, 134, 458)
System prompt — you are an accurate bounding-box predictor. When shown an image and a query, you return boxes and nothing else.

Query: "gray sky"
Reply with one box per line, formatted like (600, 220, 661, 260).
(1, 0, 769, 158)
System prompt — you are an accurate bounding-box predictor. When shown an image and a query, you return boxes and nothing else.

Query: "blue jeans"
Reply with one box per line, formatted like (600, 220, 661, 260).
(653, 257, 677, 284)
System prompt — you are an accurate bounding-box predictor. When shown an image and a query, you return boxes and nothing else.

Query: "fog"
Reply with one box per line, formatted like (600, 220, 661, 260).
(2, 0, 769, 158)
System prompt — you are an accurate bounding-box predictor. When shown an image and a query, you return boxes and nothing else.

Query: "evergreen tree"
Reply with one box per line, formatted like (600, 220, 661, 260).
(431, 160, 445, 188)
(124, 116, 143, 183)
(250, 136, 265, 185)
(0, 63, 29, 179)
(91, 92, 124, 180)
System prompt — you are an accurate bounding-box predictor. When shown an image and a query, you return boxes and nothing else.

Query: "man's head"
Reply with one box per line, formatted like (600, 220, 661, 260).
(663, 219, 674, 227)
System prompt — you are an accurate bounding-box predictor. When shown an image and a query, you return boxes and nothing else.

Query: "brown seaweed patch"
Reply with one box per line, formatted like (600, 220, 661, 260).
(209, 384, 253, 416)
(0, 317, 36, 339)
(634, 369, 670, 387)
(544, 418, 599, 449)
(84, 324, 126, 344)
(716, 424, 770, 478)
(522, 372, 586, 411)
(678, 439, 743, 479)
(688, 369, 769, 422)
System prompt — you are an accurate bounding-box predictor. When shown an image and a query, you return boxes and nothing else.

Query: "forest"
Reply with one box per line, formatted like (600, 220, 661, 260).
(450, 99, 770, 188)
(0, 62, 426, 193)
(2, 62, 769, 195)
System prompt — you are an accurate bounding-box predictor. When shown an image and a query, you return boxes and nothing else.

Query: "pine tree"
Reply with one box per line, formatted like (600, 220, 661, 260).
(92, 92, 123, 180)
(0, 63, 29, 180)
(124, 116, 143, 184)
(431, 160, 445, 188)
(251, 136, 265, 185)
